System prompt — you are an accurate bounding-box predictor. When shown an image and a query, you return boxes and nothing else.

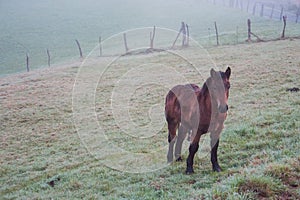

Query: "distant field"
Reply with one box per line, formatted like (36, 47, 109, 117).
(1, 38, 299, 199)
(1, 0, 300, 76)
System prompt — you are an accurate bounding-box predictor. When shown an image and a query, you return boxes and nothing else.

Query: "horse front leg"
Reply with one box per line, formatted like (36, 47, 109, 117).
(210, 129, 222, 172)
(186, 128, 201, 174)
(211, 138, 221, 172)
(167, 122, 178, 163)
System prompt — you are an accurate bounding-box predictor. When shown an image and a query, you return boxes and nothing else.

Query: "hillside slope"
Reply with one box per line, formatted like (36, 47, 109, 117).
(1, 39, 299, 199)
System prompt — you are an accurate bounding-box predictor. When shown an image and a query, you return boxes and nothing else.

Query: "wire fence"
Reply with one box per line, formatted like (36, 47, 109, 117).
(9, 18, 300, 74)
(2, 1, 300, 75)
(207, 0, 300, 23)
(193, 19, 300, 48)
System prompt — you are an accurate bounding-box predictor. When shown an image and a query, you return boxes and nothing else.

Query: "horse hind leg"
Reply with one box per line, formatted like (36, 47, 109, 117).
(175, 125, 188, 162)
(167, 121, 178, 163)
(186, 128, 204, 174)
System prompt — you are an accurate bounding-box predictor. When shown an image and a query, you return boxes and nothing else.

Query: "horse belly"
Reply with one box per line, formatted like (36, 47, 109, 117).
(180, 106, 199, 130)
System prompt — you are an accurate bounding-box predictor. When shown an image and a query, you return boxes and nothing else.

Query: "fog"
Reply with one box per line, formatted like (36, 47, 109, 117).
(0, 0, 299, 75)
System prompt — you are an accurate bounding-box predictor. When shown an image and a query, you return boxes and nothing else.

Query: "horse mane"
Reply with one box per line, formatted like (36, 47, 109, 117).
(200, 78, 210, 97)
(201, 71, 226, 97)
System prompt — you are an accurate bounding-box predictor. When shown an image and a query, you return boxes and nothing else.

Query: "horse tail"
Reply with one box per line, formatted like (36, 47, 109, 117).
(165, 88, 180, 124)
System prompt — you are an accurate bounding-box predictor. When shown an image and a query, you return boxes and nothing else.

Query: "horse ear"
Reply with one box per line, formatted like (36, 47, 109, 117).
(210, 68, 216, 78)
(225, 67, 231, 79)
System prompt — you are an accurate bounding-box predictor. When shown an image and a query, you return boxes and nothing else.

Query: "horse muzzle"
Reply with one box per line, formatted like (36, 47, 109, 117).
(218, 104, 228, 113)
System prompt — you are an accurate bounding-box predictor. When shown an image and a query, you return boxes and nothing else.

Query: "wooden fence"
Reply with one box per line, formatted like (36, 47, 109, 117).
(23, 18, 299, 72)
(207, 0, 300, 23)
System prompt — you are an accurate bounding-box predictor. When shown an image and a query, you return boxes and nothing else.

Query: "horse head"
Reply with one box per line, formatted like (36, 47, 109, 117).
(207, 67, 231, 114)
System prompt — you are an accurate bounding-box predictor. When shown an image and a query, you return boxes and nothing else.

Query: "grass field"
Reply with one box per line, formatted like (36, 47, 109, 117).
(1, 37, 299, 199)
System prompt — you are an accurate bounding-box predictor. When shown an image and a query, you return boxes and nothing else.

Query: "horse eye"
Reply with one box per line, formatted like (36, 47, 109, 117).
(227, 83, 230, 89)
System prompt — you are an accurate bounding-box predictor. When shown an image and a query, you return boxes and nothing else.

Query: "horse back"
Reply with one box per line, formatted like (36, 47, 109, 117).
(165, 84, 200, 126)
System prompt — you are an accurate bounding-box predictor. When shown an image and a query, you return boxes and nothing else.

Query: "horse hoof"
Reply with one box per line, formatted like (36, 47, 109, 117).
(176, 157, 183, 162)
(213, 167, 222, 172)
(186, 169, 194, 175)
(167, 156, 173, 163)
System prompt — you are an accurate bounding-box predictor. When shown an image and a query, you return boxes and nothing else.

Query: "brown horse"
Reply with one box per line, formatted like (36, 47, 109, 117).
(165, 67, 231, 174)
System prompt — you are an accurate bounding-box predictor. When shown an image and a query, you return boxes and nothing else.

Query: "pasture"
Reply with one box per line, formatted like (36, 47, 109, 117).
(1, 38, 299, 199)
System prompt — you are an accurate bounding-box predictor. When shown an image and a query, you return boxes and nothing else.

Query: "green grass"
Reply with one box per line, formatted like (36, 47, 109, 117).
(1, 37, 300, 199)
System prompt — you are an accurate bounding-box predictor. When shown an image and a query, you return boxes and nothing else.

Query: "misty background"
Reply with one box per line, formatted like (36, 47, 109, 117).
(0, 0, 299, 75)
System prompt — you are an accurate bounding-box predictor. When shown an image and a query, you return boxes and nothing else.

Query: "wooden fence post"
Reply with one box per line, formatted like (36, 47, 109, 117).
(236, 26, 239, 44)
(240, 0, 243, 10)
(186, 24, 190, 46)
(172, 29, 181, 48)
(281, 15, 287, 38)
(150, 26, 156, 49)
(280, 6, 284, 21)
(247, 0, 250, 13)
(123, 33, 129, 53)
(172, 22, 185, 48)
(26, 53, 29, 72)
(181, 22, 187, 47)
(247, 19, 263, 42)
(208, 28, 211, 44)
(252, 3, 257, 15)
(75, 39, 83, 58)
(270, 4, 274, 19)
(296, 7, 300, 23)
(247, 19, 251, 42)
(47, 49, 50, 67)
(99, 36, 103, 57)
(260, 4, 264, 17)
(214, 21, 219, 46)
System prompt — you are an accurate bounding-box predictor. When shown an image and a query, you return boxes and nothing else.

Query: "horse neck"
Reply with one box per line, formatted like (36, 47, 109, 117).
(200, 82, 218, 114)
